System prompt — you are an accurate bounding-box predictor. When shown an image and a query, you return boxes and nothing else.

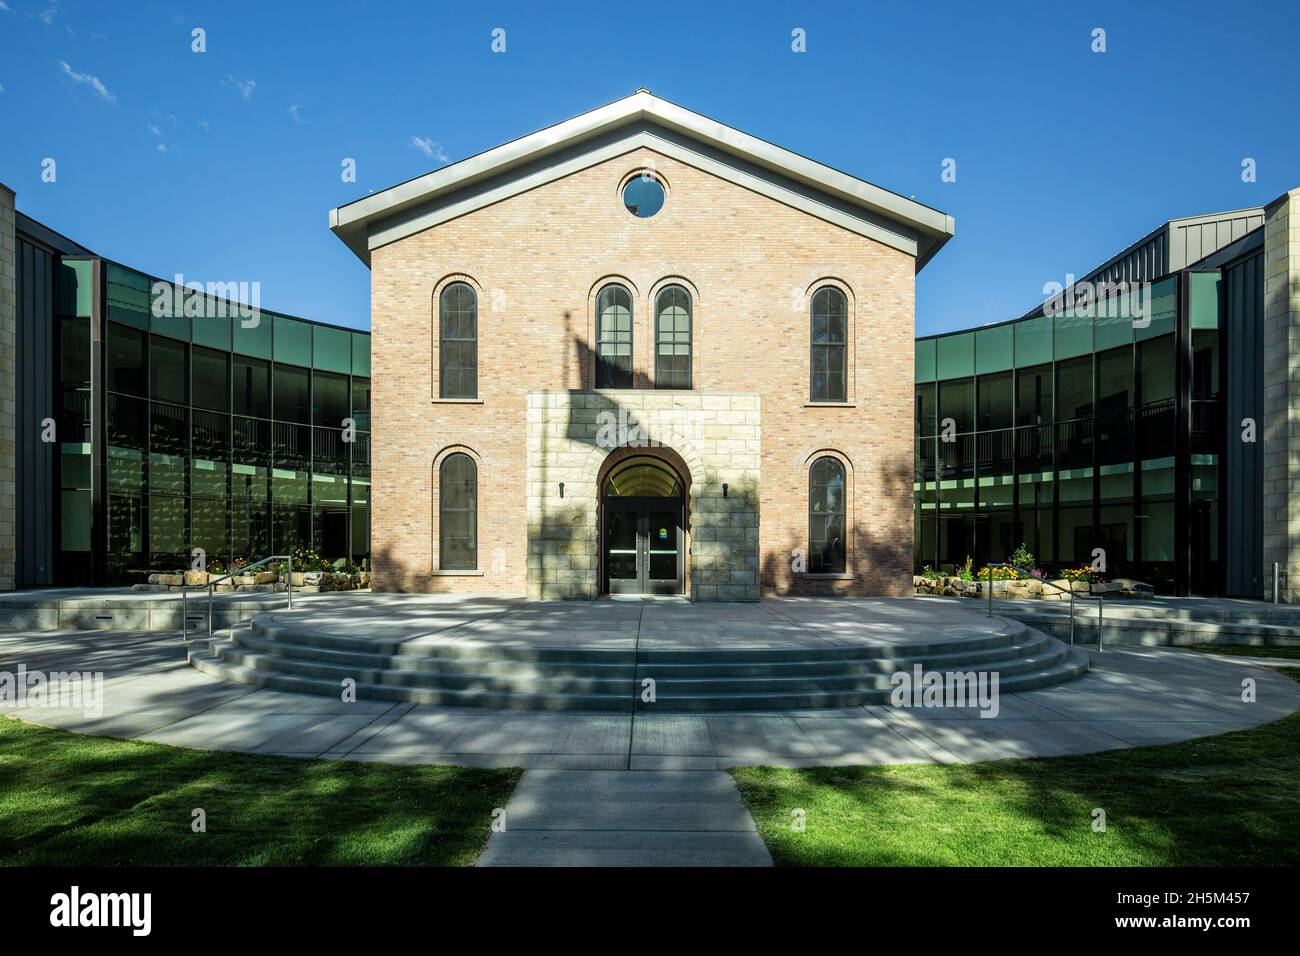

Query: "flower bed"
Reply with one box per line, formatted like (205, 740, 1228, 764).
(913, 574, 1153, 600)
(134, 553, 371, 593)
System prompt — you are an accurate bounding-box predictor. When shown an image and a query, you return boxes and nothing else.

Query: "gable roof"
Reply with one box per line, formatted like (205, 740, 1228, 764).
(329, 90, 954, 272)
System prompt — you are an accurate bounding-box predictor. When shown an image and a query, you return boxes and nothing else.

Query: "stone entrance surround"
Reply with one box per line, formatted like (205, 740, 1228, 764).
(527, 390, 760, 600)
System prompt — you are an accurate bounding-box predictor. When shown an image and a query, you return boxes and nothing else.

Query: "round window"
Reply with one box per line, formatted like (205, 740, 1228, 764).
(622, 173, 665, 218)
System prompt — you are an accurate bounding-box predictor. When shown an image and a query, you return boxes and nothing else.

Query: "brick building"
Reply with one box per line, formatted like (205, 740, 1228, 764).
(329, 91, 954, 599)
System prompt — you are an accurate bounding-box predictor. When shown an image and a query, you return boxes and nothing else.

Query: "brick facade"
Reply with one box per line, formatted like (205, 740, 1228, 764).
(368, 147, 917, 599)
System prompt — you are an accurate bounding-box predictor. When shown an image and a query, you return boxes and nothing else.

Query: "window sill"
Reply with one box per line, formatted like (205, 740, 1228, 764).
(431, 569, 484, 576)
(432, 398, 484, 404)
(804, 402, 857, 408)
(802, 572, 854, 580)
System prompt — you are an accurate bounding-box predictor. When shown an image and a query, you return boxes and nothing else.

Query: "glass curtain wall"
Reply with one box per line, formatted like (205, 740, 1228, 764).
(915, 273, 1222, 594)
(53, 261, 372, 584)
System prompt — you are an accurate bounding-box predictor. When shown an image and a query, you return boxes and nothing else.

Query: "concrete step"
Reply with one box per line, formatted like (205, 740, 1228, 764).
(641, 643, 1082, 711)
(188, 621, 1086, 712)
(205, 637, 1063, 698)
(188, 645, 636, 712)
(1000, 606, 1300, 647)
(225, 623, 1051, 680)
(247, 615, 1034, 662)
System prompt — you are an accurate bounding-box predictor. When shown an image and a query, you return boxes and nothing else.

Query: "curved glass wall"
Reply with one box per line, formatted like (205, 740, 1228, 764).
(916, 273, 1225, 595)
(56, 259, 370, 584)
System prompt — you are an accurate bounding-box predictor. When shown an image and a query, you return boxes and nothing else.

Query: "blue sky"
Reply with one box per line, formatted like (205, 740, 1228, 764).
(0, 0, 1296, 335)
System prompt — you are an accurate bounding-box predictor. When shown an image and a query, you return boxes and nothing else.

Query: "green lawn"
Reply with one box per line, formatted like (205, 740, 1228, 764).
(0, 716, 519, 866)
(1184, 642, 1300, 660)
(731, 670, 1300, 866)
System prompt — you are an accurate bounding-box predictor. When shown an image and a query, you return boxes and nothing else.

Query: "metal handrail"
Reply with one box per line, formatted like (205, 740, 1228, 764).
(180, 554, 294, 640)
(984, 563, 1104, 652)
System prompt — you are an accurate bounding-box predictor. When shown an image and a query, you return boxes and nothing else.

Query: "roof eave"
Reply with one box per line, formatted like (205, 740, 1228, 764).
(328, 91, 955, 269)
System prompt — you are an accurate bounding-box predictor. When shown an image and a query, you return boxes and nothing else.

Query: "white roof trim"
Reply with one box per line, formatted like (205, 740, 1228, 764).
(329, 91, 955, 271)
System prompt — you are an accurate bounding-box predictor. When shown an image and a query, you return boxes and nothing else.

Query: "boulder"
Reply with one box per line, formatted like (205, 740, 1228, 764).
(158, 573, 184, 587)
(1112, 577, 1155, 597)
(184, 570, 209, 586)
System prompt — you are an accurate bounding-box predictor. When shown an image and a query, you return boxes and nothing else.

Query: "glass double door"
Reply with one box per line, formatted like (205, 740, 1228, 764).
(604, 496, 683, 594)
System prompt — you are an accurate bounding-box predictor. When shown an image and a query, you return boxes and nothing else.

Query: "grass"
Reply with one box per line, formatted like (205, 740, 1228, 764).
(731, 670, 1300, 867)
(1183, 642, 1300, 660)
(0, 716, 519, 866)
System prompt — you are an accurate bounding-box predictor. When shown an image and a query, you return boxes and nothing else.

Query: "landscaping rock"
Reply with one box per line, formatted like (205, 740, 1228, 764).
(184, 570, 209, 586)
(158, 573, 184, 587)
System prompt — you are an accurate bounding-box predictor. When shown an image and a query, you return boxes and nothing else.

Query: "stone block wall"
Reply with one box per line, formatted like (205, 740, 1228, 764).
(526, 390, 760, 600)
(1262, 188, 1300, 601)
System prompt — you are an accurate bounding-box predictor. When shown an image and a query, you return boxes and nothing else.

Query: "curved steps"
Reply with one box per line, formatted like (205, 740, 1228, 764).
(188, 613, 1089, 712)
(995, 602, 1300, 648)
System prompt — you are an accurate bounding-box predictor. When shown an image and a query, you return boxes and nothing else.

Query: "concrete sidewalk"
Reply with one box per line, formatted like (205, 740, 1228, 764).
(476, 770, 773, 866)
(2, 627, 1297, 768)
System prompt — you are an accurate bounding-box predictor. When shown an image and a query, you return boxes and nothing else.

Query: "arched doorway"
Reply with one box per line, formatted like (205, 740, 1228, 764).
(601, 455, 685, 594)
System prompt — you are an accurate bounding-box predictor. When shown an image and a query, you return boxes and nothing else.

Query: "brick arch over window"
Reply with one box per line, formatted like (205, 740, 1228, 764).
(432, 274, 484, 401)
(583, 275, 639, 389)
(648, 275, 700, 390)
(802, 448, 855, 576)
(431, 444, 483, 573)
(804, 277, 856, 404)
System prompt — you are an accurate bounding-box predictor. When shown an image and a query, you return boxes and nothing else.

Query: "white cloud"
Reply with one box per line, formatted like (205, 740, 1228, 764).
(223, 75, 256, 100)
(197, 119, 210, 132)
(287, 102, 303, 125)
(0, 2, 13, 13)
(58, 60, 114, 102)
(410, 136, 448, 163)
(37, 2, 58, 25)
(157, 143, 167, 152)
(146, 123, 161, 137)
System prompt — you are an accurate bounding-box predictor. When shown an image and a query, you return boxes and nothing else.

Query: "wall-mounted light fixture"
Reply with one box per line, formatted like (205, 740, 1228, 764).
(559, 481, 565, 499)
(722, 482, 729, 498)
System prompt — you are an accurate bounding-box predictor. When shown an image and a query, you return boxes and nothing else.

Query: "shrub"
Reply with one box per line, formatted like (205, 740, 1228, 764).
(1009, 543, 1036, 572)
(290, 546, 328, 572)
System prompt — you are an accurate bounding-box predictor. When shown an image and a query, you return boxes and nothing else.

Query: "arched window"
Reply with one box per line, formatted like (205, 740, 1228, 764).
(809, 456, 846, 573)
(439, 282, 477, 399)
(439, 453, 477, 570)
(595, 284, 633, 388)
(654, 285, 692, 389)
(810, 286, 847, 402)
